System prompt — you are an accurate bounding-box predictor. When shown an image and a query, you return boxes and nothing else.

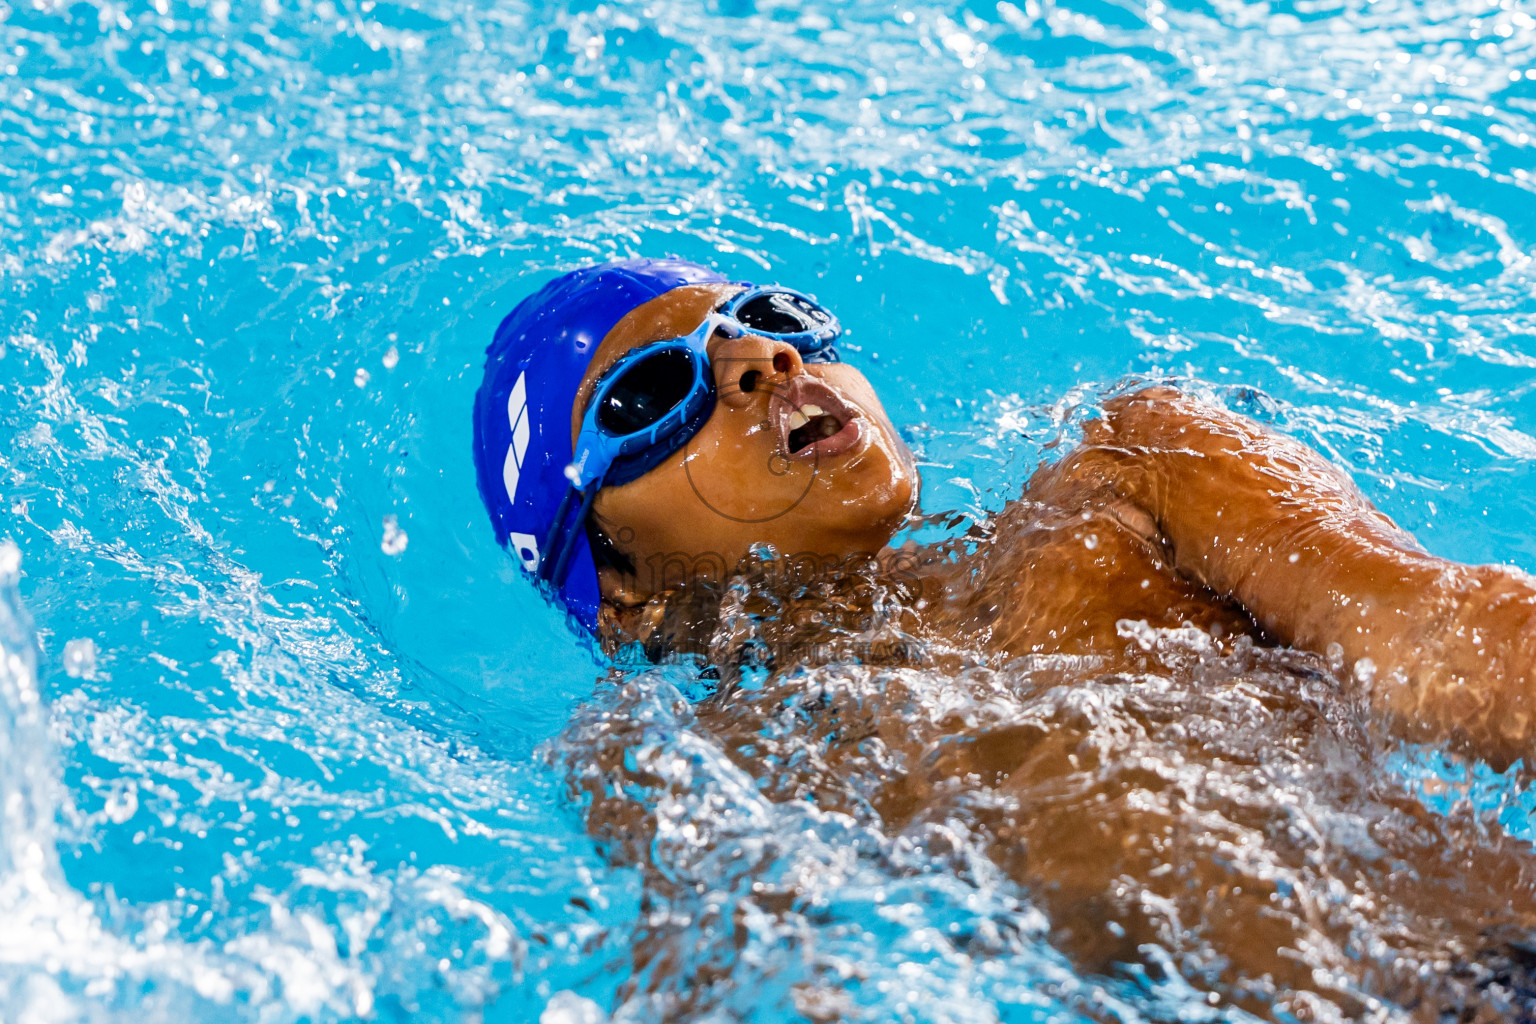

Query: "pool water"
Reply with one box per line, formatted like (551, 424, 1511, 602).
(2, 0, 1536, 1018)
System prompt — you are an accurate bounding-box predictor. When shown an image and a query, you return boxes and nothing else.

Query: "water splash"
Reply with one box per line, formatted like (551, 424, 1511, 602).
(0, 544, 243, 1019)
(3, 0, 1536, 1018)
(560, 578, 1536, 1021)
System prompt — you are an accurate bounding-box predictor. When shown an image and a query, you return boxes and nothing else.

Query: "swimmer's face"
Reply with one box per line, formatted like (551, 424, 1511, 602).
(573, 283, 919, 602)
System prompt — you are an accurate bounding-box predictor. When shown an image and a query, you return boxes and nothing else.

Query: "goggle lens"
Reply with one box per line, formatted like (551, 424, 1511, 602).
(733, 291, 833, 336)
(596, 347, 696, 435)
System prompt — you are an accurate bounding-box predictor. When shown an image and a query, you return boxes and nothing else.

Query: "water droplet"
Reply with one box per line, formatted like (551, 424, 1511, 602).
(541, 991, 606, 1024)
(381, 514, 408, 555)
(104, 783, 138, 823)
(1116, 618, 1157, 650)
(63, 637, 97, 678)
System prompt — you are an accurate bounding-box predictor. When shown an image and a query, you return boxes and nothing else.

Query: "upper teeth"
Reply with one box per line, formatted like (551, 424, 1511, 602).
(788, 410, 809, 429)
(801, 404, 825, 417)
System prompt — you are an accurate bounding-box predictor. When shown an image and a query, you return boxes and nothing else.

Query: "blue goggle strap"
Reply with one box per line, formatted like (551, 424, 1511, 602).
(538, 478, 598, 587)
(544, 483, 599, 589)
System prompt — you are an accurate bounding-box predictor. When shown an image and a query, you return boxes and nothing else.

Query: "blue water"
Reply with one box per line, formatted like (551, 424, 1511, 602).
(3, 0, 1536, 1018)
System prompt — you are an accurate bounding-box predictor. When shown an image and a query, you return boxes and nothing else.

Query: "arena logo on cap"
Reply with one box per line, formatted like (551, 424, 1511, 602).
(509, 531, 540, 571)
(501, 371, 541, 571)
(502, 370, 531, 503)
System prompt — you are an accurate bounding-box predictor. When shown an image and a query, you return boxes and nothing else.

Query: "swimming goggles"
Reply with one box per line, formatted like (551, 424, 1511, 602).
(537, 285, 842, 588)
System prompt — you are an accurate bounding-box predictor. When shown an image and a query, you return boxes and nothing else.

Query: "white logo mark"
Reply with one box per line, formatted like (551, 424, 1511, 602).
(502, 371, 531, 503)
(509, 532, 540, 571)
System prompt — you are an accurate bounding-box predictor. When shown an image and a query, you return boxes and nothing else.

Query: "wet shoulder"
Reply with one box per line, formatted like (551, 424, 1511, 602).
(950, 494, 1257, 658)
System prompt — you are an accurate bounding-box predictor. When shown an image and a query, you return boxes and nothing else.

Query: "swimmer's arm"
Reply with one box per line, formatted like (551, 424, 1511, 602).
(1049, 388, 1536, 770)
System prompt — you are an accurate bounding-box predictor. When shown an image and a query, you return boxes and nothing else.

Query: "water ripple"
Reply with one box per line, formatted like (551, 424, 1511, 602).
(4, 0, 1536, 1017)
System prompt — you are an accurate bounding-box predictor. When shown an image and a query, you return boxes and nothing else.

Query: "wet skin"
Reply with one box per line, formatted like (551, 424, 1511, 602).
(581, 285, 1536, 773)
(569, 285, 1536, 1014)
(574, 283, 919, 604)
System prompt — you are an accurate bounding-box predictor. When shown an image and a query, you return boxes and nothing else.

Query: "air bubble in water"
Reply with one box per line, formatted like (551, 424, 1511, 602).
(63, 638, 97, 678)
(381, 515, 408, 555)
(382, 346, 399, 369)
(354, 367, 371, 387)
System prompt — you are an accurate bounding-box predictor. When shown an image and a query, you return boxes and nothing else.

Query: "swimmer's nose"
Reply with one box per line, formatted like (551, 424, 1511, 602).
(714, 335, 803, 410)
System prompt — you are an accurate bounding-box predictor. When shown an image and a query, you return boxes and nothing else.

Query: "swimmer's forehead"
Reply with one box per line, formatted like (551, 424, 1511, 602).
(570, 282, 744, 434)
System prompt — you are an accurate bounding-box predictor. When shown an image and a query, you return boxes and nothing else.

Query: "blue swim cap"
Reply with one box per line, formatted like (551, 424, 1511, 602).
(472, 257, 730, 633)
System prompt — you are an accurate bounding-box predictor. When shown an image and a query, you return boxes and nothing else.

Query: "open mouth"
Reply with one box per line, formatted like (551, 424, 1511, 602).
(771, 376, 864, 461)
(787, 406, 845, 453)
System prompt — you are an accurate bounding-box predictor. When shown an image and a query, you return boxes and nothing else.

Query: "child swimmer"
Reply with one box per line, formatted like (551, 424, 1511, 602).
(473, 258, 1536, 1018)
(474, 256, 1536, 774)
